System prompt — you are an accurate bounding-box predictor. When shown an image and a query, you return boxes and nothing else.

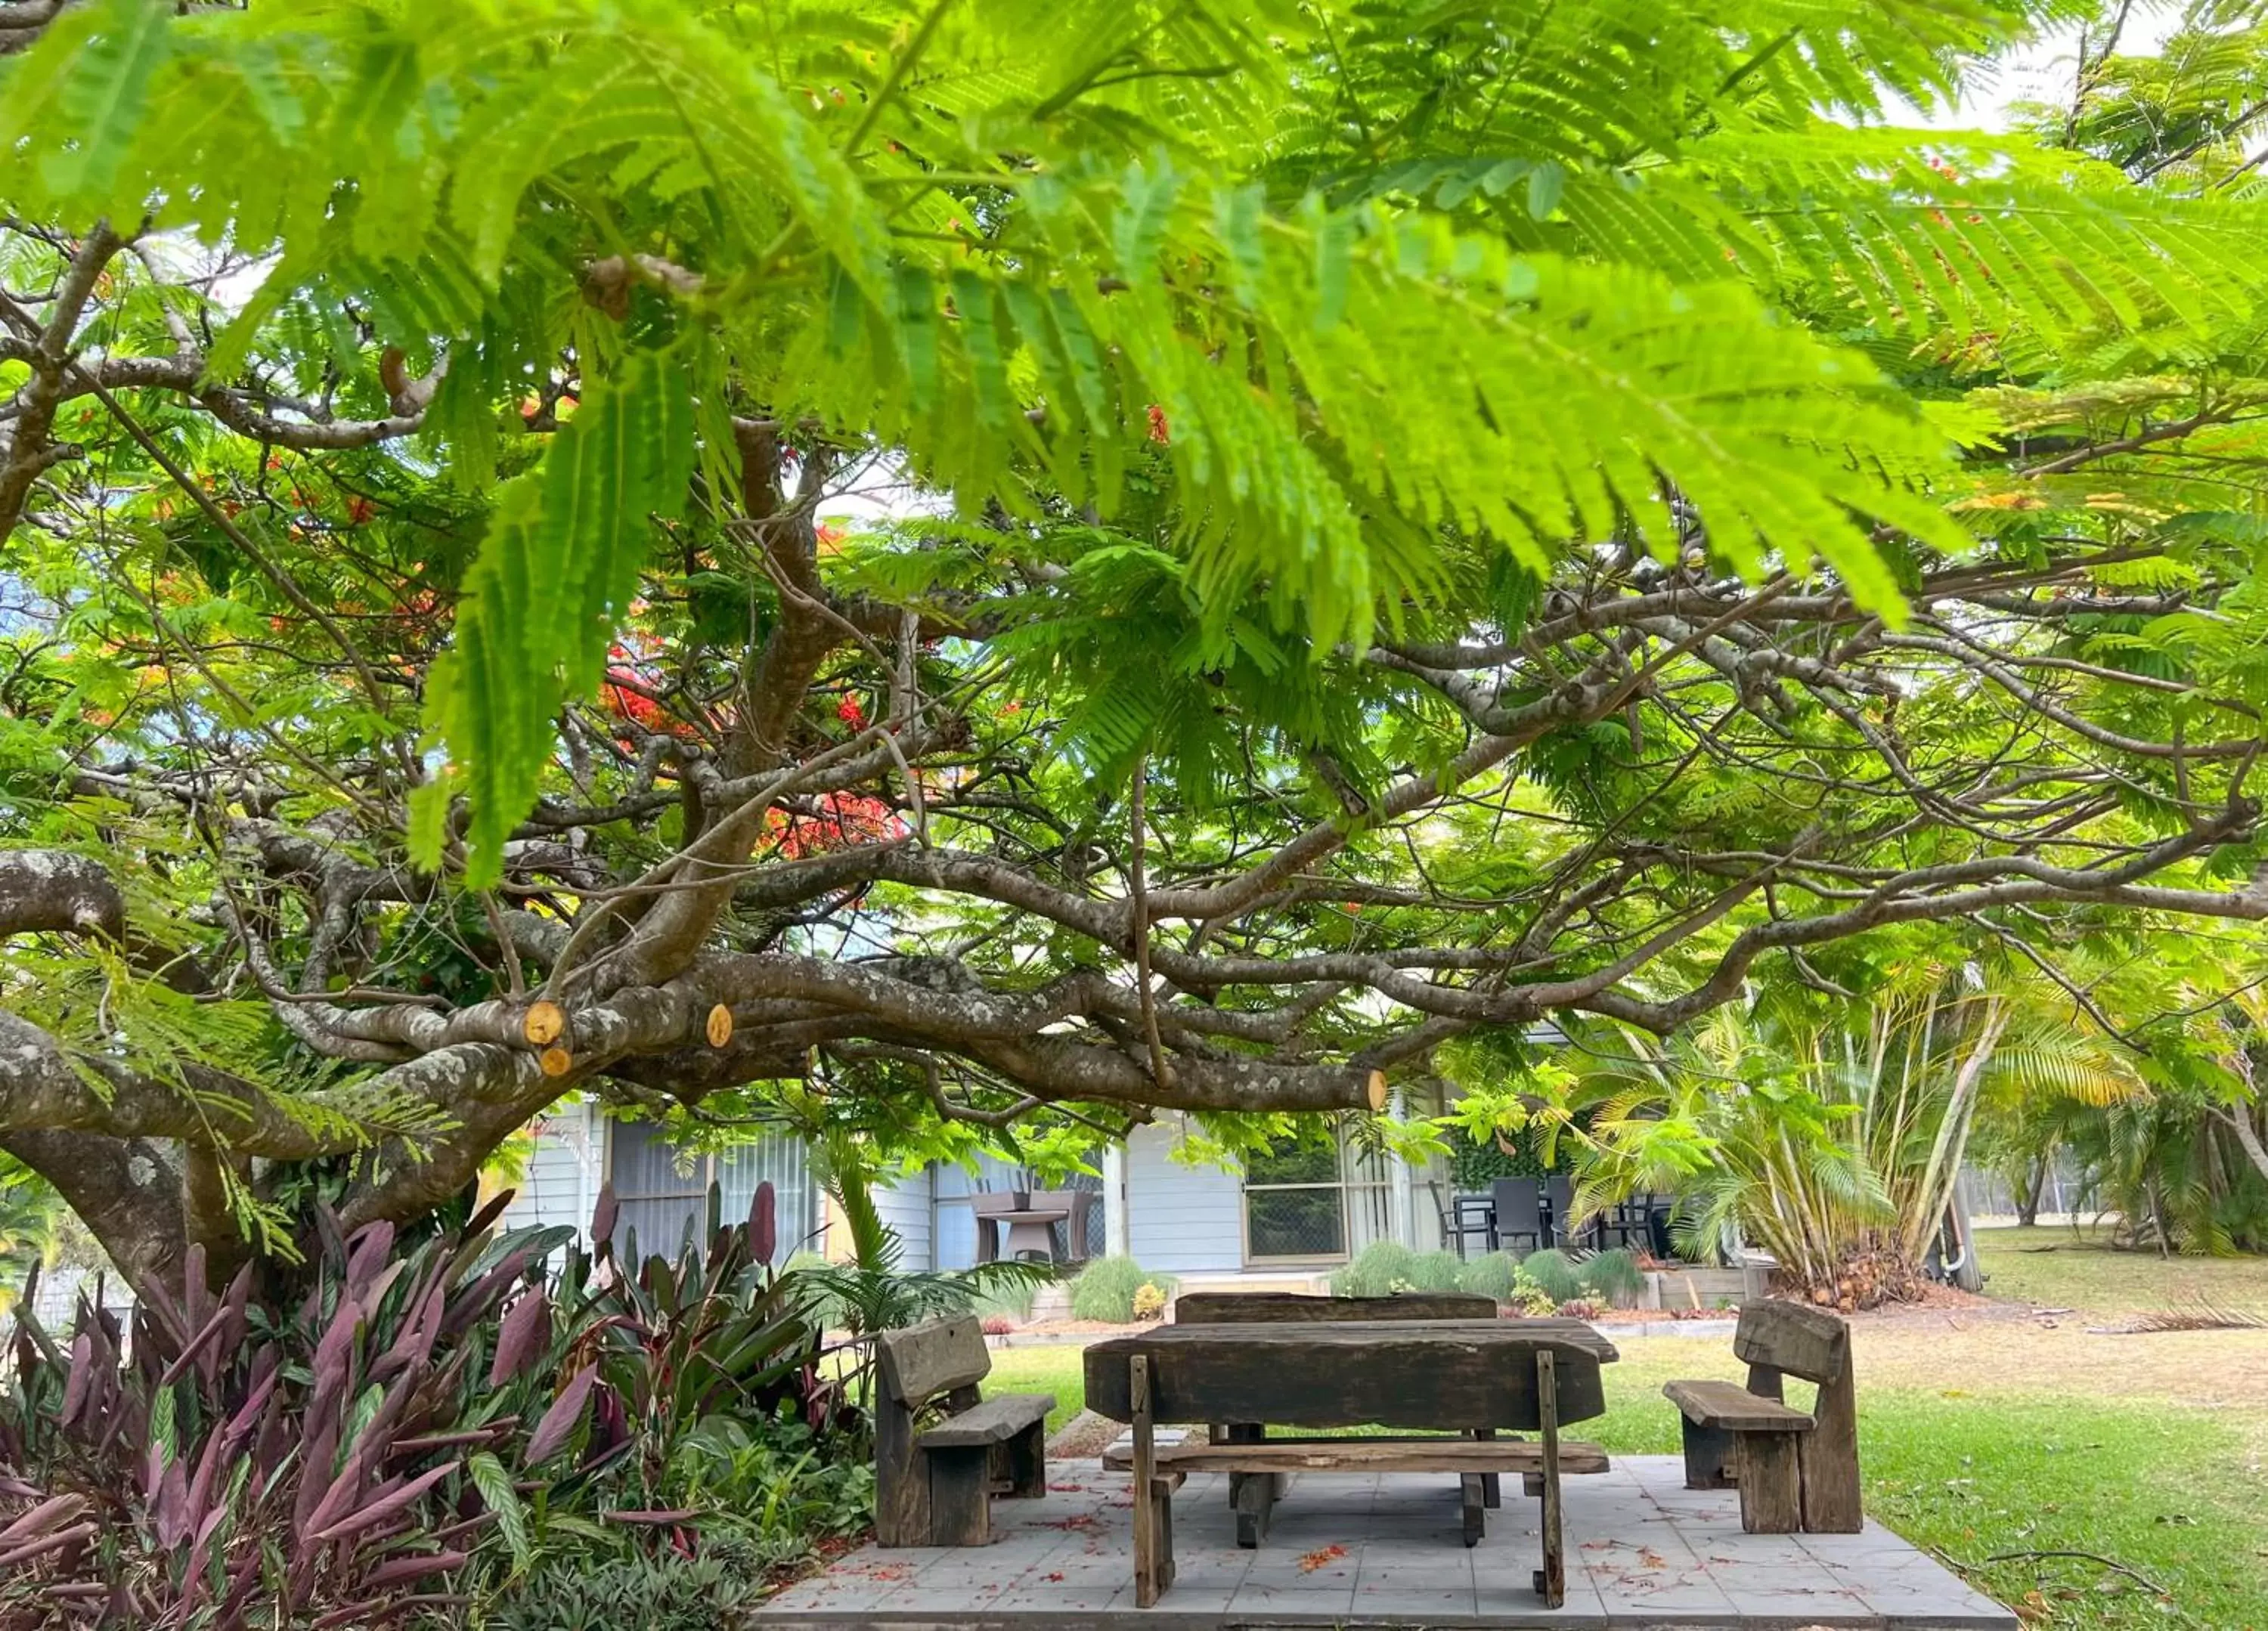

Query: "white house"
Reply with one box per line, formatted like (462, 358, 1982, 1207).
(501, 1099, 1458, 1289)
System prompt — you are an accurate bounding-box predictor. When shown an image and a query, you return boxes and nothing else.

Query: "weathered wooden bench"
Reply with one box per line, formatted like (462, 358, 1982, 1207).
(1088, 1322, 1613, 1610)
(1663, 1299, 1861, 1534)
(1173, 1290, 1505, 1541)
(874, 1314, 1055, 1547)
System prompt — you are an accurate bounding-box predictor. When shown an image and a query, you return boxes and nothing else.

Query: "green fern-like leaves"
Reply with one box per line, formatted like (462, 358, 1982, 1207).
(0, 0, 175, 206)
(415, 350, 696, 882)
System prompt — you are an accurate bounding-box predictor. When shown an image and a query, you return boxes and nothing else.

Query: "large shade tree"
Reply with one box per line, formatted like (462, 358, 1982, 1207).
(6, 0, 2268, 1292)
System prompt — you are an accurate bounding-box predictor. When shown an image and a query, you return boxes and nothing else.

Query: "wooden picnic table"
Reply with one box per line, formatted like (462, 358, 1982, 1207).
(1086, 1318, 1615, 1425)
(1085, 1320, 1619, 1608)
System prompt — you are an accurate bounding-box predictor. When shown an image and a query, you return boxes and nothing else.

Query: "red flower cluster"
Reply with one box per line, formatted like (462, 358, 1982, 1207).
(600, 639, 700, 739)
(602, 668, 677, 733)
(836, 694, 867, 729)
(764, 791, 906, 859)
(1145, 403, 1171, 444)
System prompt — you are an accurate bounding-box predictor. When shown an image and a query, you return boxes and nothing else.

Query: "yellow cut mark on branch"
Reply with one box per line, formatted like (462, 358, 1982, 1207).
(522, 1001, 565, 1046)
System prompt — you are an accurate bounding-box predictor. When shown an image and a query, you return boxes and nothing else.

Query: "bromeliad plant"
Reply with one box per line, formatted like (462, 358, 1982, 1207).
(559, 1177, 859, 1536)
(0, 1194, 598, 1626)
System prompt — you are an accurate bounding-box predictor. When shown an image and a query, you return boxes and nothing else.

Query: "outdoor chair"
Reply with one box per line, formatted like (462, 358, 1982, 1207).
(1662, 1300, 1861, 1534)
(874, 1314, 1055, 1546)
(1541, 1175, 1576, 1246)
(1430, 1181, 1498, 1258)
(1489, 1177, 1543, 1253)
(1032, 1187, 1091, 1260)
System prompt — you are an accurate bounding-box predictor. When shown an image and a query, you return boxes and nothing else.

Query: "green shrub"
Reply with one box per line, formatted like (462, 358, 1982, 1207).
(975, 1278, 1039, 1321)
(1330, 1239, 1421, 1296)
(1406, 1249, 1469, 1292)
(1457, 1251, 1520, 1303)
(1518, 1247, 1585, 1302)
(1070, 1256, 1177, 1321)
(1580, 1246, 1644, 1305)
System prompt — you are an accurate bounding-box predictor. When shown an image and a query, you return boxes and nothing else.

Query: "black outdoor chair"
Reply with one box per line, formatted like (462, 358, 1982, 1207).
(1489, 1177, 1543, 1254)
(1431, 1182, 1498, 1259)
(1594, 1193, 1672, 1254)
(1647, 1199, 1675, 1257)
(1541, 1176, 1576, 1247)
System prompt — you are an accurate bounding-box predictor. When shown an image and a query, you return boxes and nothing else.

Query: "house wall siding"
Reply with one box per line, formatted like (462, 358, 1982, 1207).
(1125, 1121, 1246, 1274)
(499, 1097, 600, 1246)
(874, 1168, 935, 1270)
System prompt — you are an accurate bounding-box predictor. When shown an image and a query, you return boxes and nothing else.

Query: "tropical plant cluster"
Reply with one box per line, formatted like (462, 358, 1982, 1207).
(1485, 945, 2268, 1307)
(0, 1181, 877, 1629)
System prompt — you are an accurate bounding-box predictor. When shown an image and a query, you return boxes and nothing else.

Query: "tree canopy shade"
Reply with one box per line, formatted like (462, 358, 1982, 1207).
(8, 0, 2268, 1289)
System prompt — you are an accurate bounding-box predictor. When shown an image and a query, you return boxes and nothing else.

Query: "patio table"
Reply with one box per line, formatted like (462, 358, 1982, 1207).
(1086, 1320, 1619, 1607)
(995, 1205, 1069, 1260)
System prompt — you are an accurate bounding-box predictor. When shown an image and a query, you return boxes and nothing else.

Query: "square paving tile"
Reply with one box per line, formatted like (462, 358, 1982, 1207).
(756, 1454, 2019, 1628)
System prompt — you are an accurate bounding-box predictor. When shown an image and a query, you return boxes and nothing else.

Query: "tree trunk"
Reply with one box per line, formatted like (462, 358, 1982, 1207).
(0, 1128, 192, 1299)
(2013, 1150, 2046, 1228)
(2217, 1101, 2268, 1188)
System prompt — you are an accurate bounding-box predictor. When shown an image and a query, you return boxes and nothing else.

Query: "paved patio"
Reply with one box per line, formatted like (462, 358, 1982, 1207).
(758, 1453, 2015, 1628)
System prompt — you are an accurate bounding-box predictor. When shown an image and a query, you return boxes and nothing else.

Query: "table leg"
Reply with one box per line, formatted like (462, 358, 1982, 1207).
(1131, 1354, 1169, 1607)
(1532, 1348, 1566, 1608)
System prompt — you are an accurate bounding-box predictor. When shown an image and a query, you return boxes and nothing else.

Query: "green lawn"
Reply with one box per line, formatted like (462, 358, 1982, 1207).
(1973, 1224, 2268, 1316)
(991, 1335, 2268, 1631)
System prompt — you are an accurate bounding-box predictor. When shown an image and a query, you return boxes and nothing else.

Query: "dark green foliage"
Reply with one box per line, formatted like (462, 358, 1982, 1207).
(1445, 1124, 1560, 1189)
(562, 1181, 845, 1517)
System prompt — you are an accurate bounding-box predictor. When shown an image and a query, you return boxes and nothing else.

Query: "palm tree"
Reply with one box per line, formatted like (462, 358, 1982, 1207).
(1548, 955, 2145, 1306)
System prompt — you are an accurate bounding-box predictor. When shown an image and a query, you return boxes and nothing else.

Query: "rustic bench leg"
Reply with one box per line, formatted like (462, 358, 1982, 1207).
(1232, 1463, 1278, 1548)
(1469, 1427, 1502, 1508)
(874, 1400, 930, 1547)
(1800, 1372, 1864, 1533)
(1149, 1474, 1178, 1598)
(1002, 1419, 1047, 1499)
(1734, 1433, 1803, 1534)
(1221, 1424, 1278, 1546)
(1132, 1355, 1169, 1608)
(1679, 1416, 1737, 1490)
(1460, 1474, 1486, 1547)
(1532, 1349, 1566, 1608)
(928, 1447, 993, 1546)
(1224, 1424, 1257, 1509)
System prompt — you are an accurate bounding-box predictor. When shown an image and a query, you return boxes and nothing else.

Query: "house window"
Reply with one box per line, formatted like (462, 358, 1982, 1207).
(1242, 1128, 1393, 1264)
(604, 1117, 814, 1267)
